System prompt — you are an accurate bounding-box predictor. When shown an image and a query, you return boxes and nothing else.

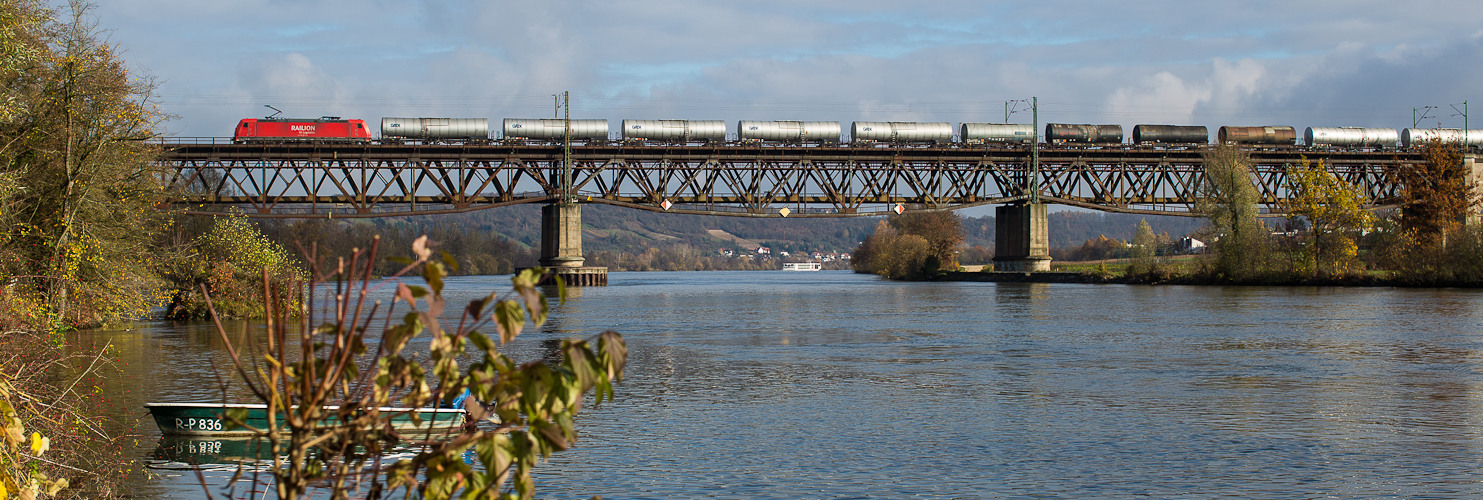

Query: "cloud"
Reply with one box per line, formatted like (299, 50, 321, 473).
(89, 0, 1483, 136)
(236, 53, 345, 107)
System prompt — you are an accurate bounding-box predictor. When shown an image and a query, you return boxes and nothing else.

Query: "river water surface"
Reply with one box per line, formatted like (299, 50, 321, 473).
(77, 270, 1483, 498)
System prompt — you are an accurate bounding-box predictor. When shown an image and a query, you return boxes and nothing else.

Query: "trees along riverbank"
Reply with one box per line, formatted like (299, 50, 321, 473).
(1, 2, 174, 497)
(856, 142, 1483, 287)
(0, 3, 306, 497)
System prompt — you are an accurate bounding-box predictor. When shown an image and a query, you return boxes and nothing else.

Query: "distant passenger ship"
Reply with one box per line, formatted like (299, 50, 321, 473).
(782, 262, 822, 271)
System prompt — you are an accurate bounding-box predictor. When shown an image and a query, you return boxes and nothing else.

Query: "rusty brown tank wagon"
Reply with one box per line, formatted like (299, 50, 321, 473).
(1218, 126, 1297, 145)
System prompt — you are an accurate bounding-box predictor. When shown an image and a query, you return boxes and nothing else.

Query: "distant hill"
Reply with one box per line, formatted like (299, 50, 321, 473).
(440, 204, 1206, 252)
(258, 204, 1209, 268)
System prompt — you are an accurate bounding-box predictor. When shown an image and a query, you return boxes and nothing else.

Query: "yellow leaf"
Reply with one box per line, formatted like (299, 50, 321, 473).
(29, 432, 48, 455)
(44, 479, 65, 496)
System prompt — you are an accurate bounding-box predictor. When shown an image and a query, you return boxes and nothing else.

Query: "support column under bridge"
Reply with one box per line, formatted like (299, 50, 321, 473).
(1469, 154, 1483, 227)
(538, 203, 607, 286)
(993, 203, 1052, 272)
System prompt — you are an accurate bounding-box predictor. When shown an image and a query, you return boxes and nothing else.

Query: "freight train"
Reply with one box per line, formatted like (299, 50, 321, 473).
(232, 115, 1483, 150)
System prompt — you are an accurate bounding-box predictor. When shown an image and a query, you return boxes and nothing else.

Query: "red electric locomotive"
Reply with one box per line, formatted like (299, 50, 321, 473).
(232, 116, 372, 143)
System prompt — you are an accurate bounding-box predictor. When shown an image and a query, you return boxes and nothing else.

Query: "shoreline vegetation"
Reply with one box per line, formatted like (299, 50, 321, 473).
(938, 266, 1482, 288)
(856, 144, 1483, 289)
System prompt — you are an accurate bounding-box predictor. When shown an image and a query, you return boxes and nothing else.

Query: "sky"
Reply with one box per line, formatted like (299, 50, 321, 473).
(90, 0, 1483, 139)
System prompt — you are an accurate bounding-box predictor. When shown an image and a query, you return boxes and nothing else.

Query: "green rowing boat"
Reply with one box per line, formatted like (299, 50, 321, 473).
(144, 402, 467, 437)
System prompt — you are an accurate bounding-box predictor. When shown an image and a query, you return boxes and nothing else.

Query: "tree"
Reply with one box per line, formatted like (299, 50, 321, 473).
(1283, 157, 1373, 277)
(1131, 218, 1156, 259)
(0, 0, 167, 328)
(1374, 138, 1481, 282)
(1392, 137, 1477, 246)
(849, 219, 941, 279)
(163, 213, 305, 319)
(1198, 145, 1267, 279)
(888, 211, 964, 270)
(851, 220, 896, 274)
(1126, 218, 1158, 275)
(874, 234, 932, 279)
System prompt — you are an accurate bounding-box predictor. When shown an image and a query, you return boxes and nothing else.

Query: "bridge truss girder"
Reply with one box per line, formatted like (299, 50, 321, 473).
(157, 142, 1418, 218)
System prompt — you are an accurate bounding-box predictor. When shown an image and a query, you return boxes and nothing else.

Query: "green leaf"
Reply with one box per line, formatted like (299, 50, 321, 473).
(441, 250, 459, 272)
(512, 267, 541, 288)
(598, 330, 628, 382)
(532, 419, 570, 451)
(494, 300, 525, 345)
(424, 261, 446, 296)
(469, 330, 495, 352)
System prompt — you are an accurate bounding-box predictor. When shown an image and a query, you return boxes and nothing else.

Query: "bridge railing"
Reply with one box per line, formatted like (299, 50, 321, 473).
(154, 137, 238, 146)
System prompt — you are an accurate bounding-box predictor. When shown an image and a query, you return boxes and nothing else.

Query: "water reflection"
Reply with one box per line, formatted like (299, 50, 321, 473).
(70, 272, 1483, 498)
(149, 437, 273, 467)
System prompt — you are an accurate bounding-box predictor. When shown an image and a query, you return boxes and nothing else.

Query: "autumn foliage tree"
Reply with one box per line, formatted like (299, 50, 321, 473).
(1377, 137, 1483, 282)
(888, 210, 965, 270)
(1283, 158, 1373, 277)
(163, 213, 304, 319)
(852, 211, 965, 279)
(1392, 138, 1477, 246)
(0, 0, 167, 329)
(1197, 145, 1267, 279)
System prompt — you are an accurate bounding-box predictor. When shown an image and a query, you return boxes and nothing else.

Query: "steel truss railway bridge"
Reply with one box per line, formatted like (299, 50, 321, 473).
(156, 139, 1461, 277)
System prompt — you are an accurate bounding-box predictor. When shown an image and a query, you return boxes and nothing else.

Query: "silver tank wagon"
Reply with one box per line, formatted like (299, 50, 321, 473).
(621, 120, 727, 142)
(1305, 127, 1399, 148)
(1401, 128, 1483, 149)
(737, 121, 841, 143)
(381, 117, 488, 140)
(1045, 124, 1123, 144)
(960, 123, 1035, 144)
(1132, 125, 1208, 144)
(502, 119, 610, 141)
(850, 122, 953, 144)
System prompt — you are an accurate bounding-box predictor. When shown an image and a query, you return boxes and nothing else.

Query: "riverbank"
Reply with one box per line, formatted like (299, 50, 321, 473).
(935, 269, 1481, 288)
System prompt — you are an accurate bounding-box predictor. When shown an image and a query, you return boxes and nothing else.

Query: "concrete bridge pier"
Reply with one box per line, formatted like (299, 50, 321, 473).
(539, 202, 608, 286)
(993, 203, 1052, 272)
(1468, 154, 1482, 226)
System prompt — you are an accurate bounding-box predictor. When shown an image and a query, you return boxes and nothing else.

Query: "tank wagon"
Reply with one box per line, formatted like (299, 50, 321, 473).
(234, 117, 372, 143)
(1045, 124, 1123, 144)
(960, 123, 1034, 144)
(1401, 128, 1483, 149)
(381, 117, 488, 141)
(1132, 125, 1207, 145)
(503, 119, 609, 142)
(850, 122, 954, 144)
(1303, 127, 1398, 148)
(621, 120, 727, 142)
(1218, 126, 1296, 145)
(737, 121, 841, 143)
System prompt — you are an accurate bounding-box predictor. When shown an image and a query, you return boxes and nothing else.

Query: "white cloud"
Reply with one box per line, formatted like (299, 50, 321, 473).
(85, 0, 1483, 136)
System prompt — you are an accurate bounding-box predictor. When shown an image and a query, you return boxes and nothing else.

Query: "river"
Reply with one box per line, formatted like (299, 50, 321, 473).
(73, 270, 1483, 498)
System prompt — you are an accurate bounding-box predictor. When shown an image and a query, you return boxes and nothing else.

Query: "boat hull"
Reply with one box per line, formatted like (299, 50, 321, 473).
(145, 403, 466, 437)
